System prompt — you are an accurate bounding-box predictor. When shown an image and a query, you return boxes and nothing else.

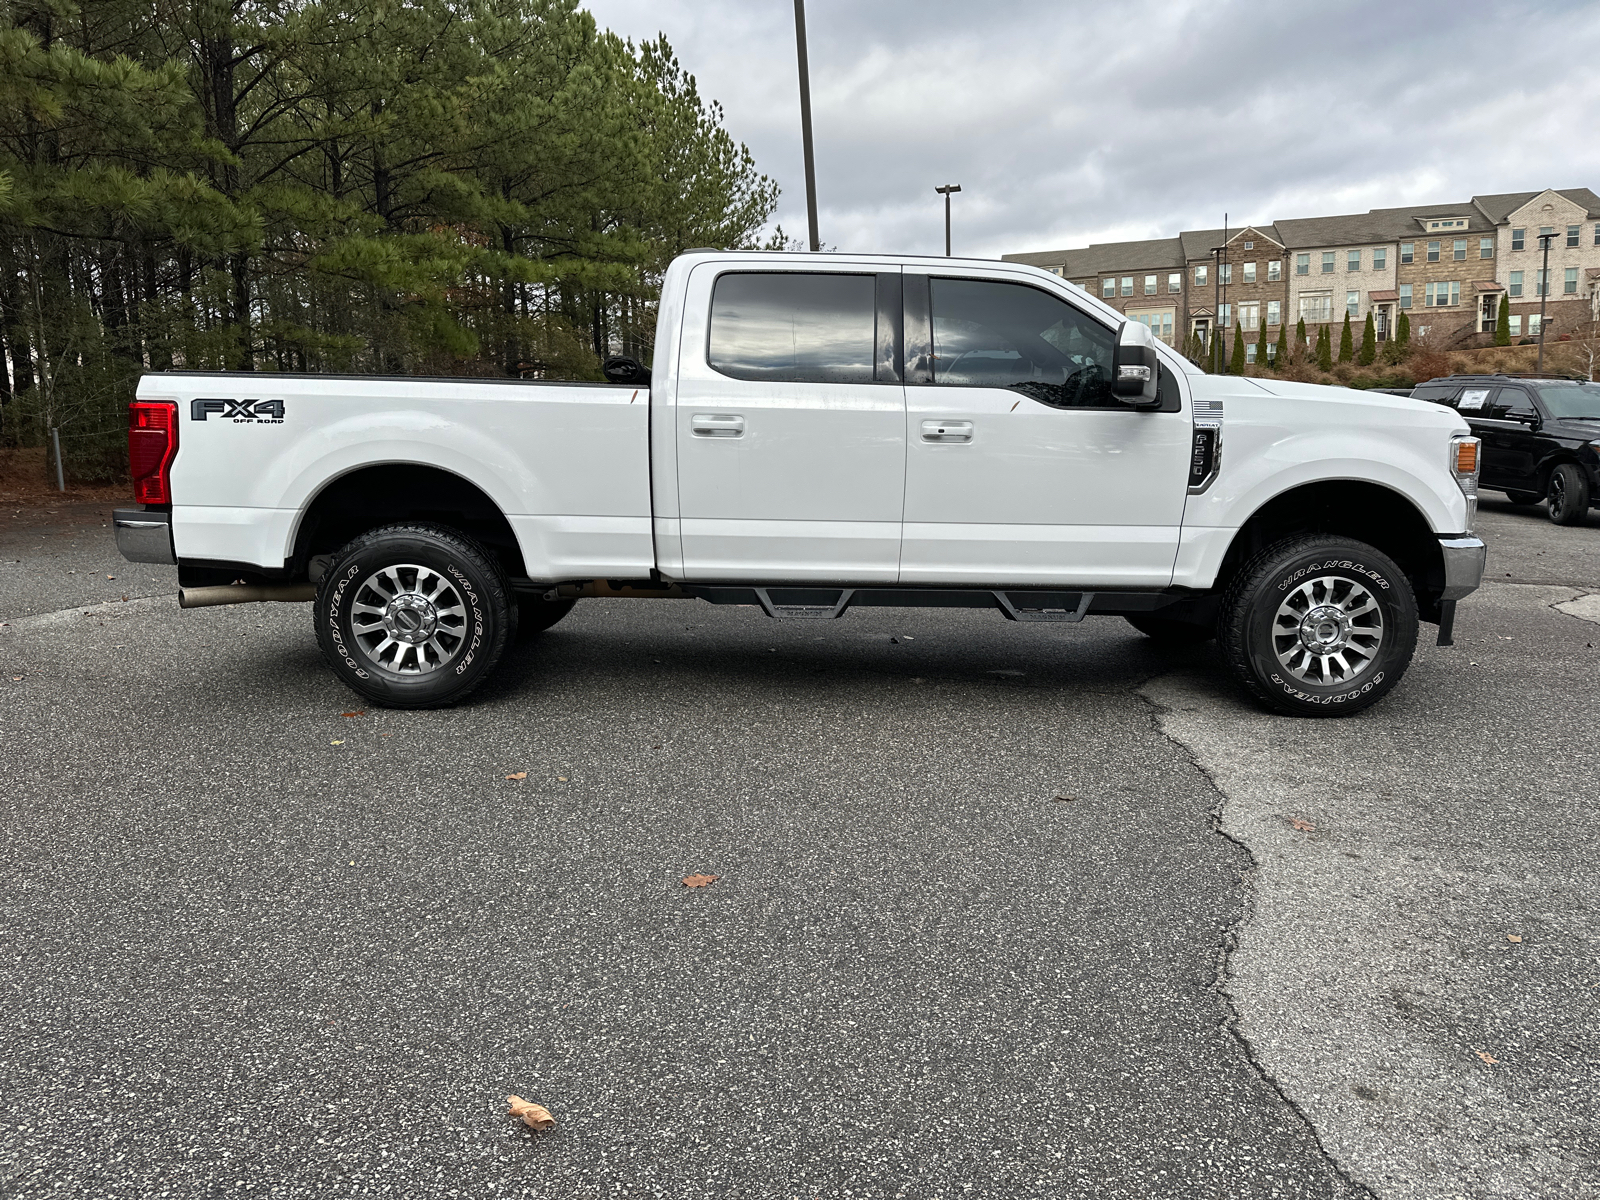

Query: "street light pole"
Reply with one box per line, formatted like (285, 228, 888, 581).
(935, 184, 961, 256)
(793, 0, 820, 252)
(1537, 231, 1556, 372)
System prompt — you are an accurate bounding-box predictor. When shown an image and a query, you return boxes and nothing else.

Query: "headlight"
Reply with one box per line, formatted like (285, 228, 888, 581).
(1450, 435, 1480, 531)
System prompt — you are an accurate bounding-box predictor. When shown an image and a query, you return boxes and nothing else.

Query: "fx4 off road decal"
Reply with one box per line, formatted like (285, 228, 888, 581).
(191, 397, 285, 424)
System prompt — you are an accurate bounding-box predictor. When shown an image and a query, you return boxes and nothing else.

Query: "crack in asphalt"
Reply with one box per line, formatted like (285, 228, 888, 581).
(1135, 677, 1377, 1200)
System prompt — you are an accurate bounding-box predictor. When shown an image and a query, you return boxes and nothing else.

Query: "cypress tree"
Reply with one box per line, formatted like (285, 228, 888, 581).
(1230, 320, 1246, 375)
(1276, 320, 1290, 367)
(1297, 315, 1308, 347)
(1316, 326, 1332, 372)
(1256, 319, 1270, 370)
(1338, 312, 1353, 362)
(1396, 310, 1411, 346)
(1494, 295, 1511, 346)
(1358, 312, 1376, 365)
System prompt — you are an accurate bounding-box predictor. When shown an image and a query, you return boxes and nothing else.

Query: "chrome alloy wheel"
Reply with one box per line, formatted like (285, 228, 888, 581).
(349, 563, 468, 674)
(1271, 574, 1385, 685)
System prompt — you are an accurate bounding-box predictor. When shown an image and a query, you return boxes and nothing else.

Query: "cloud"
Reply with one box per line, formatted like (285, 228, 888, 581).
(584, 0, 1600, 258)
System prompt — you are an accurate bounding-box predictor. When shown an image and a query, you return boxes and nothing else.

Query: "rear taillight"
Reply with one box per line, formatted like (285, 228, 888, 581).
(129, 400, 178, 504)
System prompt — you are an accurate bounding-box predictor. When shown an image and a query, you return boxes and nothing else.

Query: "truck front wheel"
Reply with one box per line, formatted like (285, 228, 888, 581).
(1218, 535, 1418, 718)
(313, 522, 516, 709)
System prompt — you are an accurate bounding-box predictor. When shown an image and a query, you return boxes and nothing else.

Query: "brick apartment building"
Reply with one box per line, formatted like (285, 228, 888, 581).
(1004, 188, 1600, 359)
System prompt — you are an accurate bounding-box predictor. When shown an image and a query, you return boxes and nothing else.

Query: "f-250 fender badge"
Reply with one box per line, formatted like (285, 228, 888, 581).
(191, 398, 285, 423)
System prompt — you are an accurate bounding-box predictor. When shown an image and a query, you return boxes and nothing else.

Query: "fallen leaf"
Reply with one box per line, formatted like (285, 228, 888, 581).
(106, 575, 115, 580)
(341, 710, 366, 718)
(1053, 795, 1078, 803)
(330, 740, 345, 746)
(682, 873, 719, 888)
(507, 1095, 554, 1131)
(1289, 817, 1316, 832)
(505, 772, 527, 780)
(1507, 934, 1522, 943)
(557, 776, 568, 781)
(1474, 1049, 1498, 1065)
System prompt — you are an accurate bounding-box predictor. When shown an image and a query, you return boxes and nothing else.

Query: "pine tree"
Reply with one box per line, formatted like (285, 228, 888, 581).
(1495, 295, 1511, 346)
(1316, 326, 1332, 372)
(1338, 313, 1353, 363)
(1397, 310, 1411, 346)
(1230, 320, 1246, 375)
(1358, 312, 1376, 365)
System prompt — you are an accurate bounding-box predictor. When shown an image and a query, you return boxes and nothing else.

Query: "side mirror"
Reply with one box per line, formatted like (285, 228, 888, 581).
(1112, 320, 1160, 405)
(602, 355, 652, 385)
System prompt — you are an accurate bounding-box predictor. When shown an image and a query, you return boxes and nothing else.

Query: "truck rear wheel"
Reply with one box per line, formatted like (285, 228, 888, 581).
(314, 522, 515, 709)
(1218, 535, 1417, 718)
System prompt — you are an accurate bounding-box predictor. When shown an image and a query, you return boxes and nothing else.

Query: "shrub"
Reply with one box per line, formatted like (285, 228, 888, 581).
(1338, 313, 1353, 363)
(1358, 312, 1376, 365)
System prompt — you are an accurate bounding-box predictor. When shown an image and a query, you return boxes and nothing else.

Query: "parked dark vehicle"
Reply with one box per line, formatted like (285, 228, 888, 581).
(1411, 374, 1600, 525)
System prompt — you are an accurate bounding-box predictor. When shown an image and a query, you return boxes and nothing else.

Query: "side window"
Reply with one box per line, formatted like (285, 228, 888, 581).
(708, 272, 876, 384)
(1497, 388, 1537, 420)
(1456, 385, 1493, 415)
(1411, 384, 1461, 408)
(929, 277, 1117, 408)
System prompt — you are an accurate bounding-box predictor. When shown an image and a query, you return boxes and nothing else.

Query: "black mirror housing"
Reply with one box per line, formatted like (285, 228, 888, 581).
(602, 355, 652, 385)
(1112, 321, 1161, 405)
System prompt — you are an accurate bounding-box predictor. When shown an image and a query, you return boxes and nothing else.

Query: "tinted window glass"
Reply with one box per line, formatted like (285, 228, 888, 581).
(929, 278, 1115, 407)
(1531, 382, 1600, 419)
(1410, 384, 1459, 408)
(709, 272, 875, 383)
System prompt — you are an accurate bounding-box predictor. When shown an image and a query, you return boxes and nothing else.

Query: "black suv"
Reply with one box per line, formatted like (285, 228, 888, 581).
(1410, 374, 1600, 525)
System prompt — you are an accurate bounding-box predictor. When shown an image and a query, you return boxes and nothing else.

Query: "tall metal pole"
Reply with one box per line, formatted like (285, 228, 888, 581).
(1220, 213, 1228, 373)
(936, 184, 961, 256)
(793, 0, 820, 252)
(1211, 248, 1221, 373)
(1537, 232, 1554, 372)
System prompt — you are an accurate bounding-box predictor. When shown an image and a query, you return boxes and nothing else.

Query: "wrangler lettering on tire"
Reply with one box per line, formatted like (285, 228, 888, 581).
(312, 523, 515, 709)
(1220, 535, 1418, 718)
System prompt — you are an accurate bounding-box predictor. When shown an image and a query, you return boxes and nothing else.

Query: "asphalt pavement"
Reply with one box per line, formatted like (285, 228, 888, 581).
(1, 498, 1595, 1198)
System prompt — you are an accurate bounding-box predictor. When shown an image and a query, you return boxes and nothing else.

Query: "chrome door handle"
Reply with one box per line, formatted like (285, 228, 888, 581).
(691, 413, 744, 437)
(921, 419, 973, 443)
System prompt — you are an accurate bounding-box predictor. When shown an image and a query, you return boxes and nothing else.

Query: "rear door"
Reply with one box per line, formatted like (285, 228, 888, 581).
(673, 264, 906, 582)
(1465, 385, 1541, 491)
(899, 272, 1191, 588)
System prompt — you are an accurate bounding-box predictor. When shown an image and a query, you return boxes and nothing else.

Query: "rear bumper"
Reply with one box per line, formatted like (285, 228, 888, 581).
(1438, 535, 1486, 602)
(113, 508, 176, 564)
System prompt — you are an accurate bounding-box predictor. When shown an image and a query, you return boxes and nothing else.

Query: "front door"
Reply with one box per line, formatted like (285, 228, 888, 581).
(673, 265, 907, 582)
(1463, 385, 1542, 491)
(899, 272, 1192, 588)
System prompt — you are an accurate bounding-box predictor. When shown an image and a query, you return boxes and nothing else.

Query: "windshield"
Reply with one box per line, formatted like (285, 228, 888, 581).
(1533, 383, 1600, 419)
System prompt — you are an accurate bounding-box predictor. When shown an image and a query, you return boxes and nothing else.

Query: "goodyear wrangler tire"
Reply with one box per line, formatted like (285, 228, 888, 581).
(313, 523, 516, 709)
(1219, 535, 1418, 718)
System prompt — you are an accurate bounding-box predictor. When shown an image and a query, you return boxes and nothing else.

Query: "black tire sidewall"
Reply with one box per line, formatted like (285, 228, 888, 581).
(1548, 465, 1589, 525)
(1228, 540, 1417, 716)
(315, 525, 512, 707)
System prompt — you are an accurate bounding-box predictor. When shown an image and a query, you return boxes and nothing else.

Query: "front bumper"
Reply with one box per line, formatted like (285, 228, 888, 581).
(1439, 535, 1486, 602)
(113, 507, 176, 564)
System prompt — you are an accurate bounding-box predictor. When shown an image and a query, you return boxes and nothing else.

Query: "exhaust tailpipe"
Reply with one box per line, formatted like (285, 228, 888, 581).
(179, 584, 317, 609)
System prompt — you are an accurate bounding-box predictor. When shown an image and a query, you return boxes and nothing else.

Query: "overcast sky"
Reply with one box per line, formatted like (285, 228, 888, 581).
(582, 0, 1600, 260)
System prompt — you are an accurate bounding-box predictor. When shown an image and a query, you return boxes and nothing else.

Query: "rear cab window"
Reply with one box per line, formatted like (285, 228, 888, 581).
(708, 271, 901, 384)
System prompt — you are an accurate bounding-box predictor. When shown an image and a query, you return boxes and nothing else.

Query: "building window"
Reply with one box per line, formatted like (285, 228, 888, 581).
(1480, 237, 1494, 259)
(1512, 228, 1525, 250)
(1594, 224, 1600, 247)
(1220, 263, 1233, 285)
(1240, 302, 1259, 331)
(1427, 241, 1440, 262)
(1219, 303, 1231, 326)
(1145, 275, 1157, 295)
(1400, 242, 1414, 264)
(1373, 247, 1387, 271)
(1266, 342, 1277, 362)
(1298, 293, 1333, 323)
(1399, 283, 1412, 309)
(1348, 250, 1361, 271)
(1168, 272, 1181, 293)
(1509, 271, 1523, 297)
(1529, 313, 1543, 335)
(1102, 278, 1115, 297)
(1540, 225, 1554, 239)
(1535, 269, 1548, 297)
(1267, 259, 1282, 281)
(1425, 281, 1460, 307)
(1321, 252, 1335, 273)
(1267, 300, 1281, 326)
(1453, 239, 1467, 261)
(1566, 266, 1579, 294)
(1243, 261, 1257, 283)
(1194, 264, 1208, 287)
(1568, 225, 1581, 247)
(1121, 276, 1133, 296)
(1296, 253, 1310, 275)
(1509, 314, 1522, 336)
(1347, 291, 1360, 316)
(1243, 240, 1254, 250)
(1245, 342, 1257, 364)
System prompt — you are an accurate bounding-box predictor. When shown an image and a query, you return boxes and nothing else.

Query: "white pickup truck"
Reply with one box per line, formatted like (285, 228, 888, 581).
(115, 250, 1486, 716)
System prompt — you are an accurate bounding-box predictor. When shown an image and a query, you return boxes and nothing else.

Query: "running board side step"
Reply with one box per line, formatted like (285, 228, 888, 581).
(684, 585, 1098, 622)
